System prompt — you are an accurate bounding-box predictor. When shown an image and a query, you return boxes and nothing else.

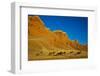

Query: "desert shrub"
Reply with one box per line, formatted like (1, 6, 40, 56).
(76, 51, 81, 54)
(35, 51, 43, 56)
(55, 51, 66, 56)
(36, 53, 40, 56)
(69, 51, 73, 54)
(48, 52, 55, 56)
(74, 51, 81, 55)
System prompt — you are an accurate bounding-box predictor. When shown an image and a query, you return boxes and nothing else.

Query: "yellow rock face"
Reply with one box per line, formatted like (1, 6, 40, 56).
(28, 16, 88, 60)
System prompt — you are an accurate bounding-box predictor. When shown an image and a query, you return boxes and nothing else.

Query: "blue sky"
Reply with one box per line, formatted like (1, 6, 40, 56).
(29, 15, 88, 44)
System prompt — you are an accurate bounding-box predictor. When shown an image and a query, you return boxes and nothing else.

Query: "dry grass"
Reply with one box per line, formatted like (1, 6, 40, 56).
(28, 48, 88, 60)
